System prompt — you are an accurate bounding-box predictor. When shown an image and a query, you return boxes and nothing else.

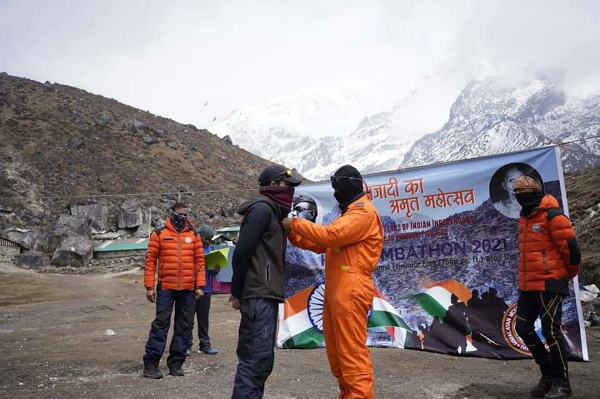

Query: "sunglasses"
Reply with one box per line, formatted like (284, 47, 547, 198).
(330, 175, 363, 184)
(172, 212, 188, 217)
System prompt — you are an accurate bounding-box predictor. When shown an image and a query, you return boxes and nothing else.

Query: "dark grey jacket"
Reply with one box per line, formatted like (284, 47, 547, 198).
(231, 195, 287, 302)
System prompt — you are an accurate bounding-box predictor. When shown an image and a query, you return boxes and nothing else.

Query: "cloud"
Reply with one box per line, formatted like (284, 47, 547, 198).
(0, 0, 598, 128)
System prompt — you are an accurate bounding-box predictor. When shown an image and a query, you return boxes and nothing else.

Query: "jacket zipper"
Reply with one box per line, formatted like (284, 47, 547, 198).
(177, 231, 182, 290)
(523, 218, 529, 290)
(542, 251, 549, 273)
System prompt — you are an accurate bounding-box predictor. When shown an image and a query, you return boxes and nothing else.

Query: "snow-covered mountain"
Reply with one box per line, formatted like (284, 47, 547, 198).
(401, 79, 600, 171)
(210, 79, 460, 181)
(210, 78, 600, 181)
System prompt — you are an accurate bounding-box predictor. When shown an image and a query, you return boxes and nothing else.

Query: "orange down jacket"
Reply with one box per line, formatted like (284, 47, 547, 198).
(144, 218, 206, 291)
(517, 194, 581, 294)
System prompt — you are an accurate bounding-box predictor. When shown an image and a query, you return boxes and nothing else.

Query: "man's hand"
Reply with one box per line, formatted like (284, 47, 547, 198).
(195, 288, 205, 299)
(213, 265, 221, 273)
(146, 288, 156, 303)
(282, 217, 293, 231)
(229, 295, 241, 310)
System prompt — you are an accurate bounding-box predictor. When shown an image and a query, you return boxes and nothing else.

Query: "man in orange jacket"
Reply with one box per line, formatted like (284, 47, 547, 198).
(283, 165, 383, 399)
(142, 203, 206, 379)
(512, 176, 581, 398)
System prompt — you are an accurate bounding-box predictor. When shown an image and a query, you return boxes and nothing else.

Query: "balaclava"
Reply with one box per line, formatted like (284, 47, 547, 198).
(332, 165, 365, 212)
(170, 211, 188, 232)
(513, 176, 544, 217)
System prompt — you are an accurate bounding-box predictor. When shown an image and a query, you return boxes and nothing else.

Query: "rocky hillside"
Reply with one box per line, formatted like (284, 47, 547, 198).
(0, 72, 286, 242)
(565, 166, 600, 286)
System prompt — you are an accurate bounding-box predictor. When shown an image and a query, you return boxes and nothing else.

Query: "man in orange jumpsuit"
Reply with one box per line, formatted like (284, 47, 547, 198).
(283, 165, 383, 399)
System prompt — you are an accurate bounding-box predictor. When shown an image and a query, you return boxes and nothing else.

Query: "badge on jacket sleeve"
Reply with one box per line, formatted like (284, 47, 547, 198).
(532, 224, 541, 233)
(185, 237, 193, 243)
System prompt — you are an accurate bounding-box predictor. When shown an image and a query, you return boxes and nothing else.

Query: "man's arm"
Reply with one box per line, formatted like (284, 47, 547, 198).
(549, 214, 581, 279)
(231, 202, 271, 299)
(144, 231, 160, 302)
(288, 230, 326, 254)
(291, 206, 373, 248)
(194, 233, 206, 292)
(144, 231, 160, 289)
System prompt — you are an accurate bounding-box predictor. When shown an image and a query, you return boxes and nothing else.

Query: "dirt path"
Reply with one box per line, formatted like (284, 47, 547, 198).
(1, 262, 598, 398)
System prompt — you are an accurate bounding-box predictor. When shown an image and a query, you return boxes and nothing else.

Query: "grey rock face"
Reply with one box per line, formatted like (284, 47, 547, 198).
(50, 236, 94, 267)
(14, 251, 51, 270)
(70, 204, 109, 231)
(118, 199, 143, 229)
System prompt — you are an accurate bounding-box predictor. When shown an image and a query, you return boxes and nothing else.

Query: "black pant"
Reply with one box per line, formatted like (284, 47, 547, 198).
(143, 287, 195, 369)
(232, 298, 278, 399)
(189, 293, 212, 349)
(515, 291, 569, 380)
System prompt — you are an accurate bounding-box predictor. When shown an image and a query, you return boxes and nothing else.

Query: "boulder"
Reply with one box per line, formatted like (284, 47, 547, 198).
(66, 138, 85, 148)
(223, 135, 233, 145)
(70, 204, 109, 232)
(33, 216, 91, 254)
(220, 202, 236, 217)
(142, 134, 158, 145)
(2, 228, 41, 250)
(118, 199, 143, 229)
(50, 236, 94, 267)
(125, 119, 145, 133)
(14, 251, 50, 270)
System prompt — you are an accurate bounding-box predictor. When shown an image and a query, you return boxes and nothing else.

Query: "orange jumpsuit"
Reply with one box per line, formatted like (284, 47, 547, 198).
(289, 195, 384, 399)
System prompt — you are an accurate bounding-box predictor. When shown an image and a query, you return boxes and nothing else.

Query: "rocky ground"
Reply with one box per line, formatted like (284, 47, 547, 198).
(1, 261, 599, 399)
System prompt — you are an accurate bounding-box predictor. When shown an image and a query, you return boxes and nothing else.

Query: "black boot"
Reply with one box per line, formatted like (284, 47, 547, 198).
(169, 366, 185, 376)
(529, 375, 553, 397)
(143, 361, 163, 379)
(545, 378, 572, 398)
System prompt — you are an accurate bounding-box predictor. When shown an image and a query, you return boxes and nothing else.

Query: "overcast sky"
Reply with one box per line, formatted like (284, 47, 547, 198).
(1, 0, 599, 128)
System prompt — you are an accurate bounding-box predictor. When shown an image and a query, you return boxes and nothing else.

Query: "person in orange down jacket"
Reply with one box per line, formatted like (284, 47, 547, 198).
(282, 165, 384, 399)
(512, 176, 581, 399)
(142, 203, 206, 379)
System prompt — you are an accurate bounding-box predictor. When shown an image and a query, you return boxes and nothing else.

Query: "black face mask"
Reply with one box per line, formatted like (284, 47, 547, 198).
(331, 165, 365, 211)
(170, 212, 188, 231)
(515, 192, 545, 216)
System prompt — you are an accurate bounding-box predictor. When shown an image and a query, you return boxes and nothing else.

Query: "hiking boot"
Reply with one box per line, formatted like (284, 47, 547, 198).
(200, 346, 219, 355)
(169, 367, 185, 377)
(529, 375, 553, 397)
(545, 379, 572, 398)
(143, 362, 163, 379)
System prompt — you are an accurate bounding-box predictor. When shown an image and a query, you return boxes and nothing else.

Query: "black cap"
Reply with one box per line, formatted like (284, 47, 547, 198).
(259, 164, 301, 187)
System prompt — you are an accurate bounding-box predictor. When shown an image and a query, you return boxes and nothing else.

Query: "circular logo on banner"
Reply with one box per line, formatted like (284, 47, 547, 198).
(185, 237, 192, 244)
(502, 303, 548, 355)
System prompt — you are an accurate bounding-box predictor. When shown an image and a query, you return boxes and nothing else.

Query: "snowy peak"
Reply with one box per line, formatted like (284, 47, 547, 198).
(401, 78, 599, 171)
(447, 79, 565, 126)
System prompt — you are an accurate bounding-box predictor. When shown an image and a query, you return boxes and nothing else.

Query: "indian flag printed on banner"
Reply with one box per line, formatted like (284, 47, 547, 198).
(411, 279, 477, 353)
(277, 283, 412, 349)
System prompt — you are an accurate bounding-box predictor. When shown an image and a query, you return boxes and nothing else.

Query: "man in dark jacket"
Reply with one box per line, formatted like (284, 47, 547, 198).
(230, 164, 301, 399)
